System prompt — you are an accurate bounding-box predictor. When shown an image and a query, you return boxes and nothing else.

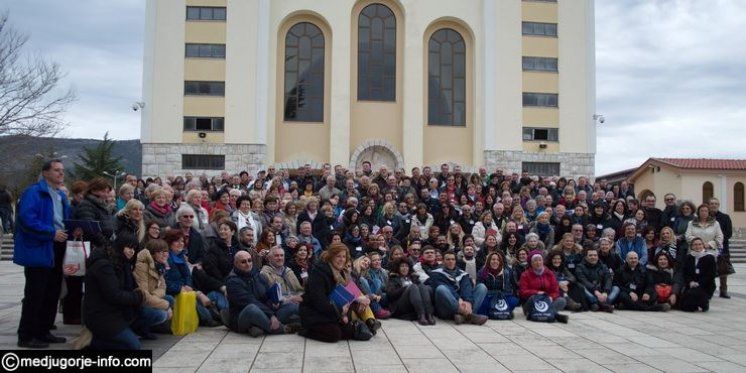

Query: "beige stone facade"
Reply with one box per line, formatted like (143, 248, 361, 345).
(140, 0, 596, 177)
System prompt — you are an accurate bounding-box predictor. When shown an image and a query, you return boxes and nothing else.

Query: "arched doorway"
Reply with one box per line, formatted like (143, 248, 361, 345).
(349, 139, 404, 171)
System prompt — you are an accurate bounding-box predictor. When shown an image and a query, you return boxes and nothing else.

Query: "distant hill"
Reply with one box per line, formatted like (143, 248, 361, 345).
(0, 135, 141, 193)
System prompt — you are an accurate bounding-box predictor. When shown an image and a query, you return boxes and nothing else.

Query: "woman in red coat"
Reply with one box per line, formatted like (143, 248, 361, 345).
(518, 250, 569, 323)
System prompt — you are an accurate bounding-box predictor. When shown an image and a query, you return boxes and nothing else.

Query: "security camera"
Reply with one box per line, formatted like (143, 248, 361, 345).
(132, 101, 145, 112)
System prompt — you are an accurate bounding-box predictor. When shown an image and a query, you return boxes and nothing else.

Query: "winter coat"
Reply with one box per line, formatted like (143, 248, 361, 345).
(646, 264, 682, 295)
(598, 251, 623, 273)
(411, 213, 435, 239)
(196, 237, 235, 293)
(575, 259, 613, 293)
(529, 222, 555, 249)
(428, 266, 476, 304)
(226, 267, 274, 331)
(164, 249, 193, 296)
(312, 214, 337, 247)
(477, 266, 517, 296)
(614, 264, 653, 297)
(144, 203, 175, 229)
(260, 264, 303, 295)
(300, 261, 343, 327)
(685, 219, 723, 254)
(412, 260, 440, 284)
(133, 249, 169, 310)
(377, 213, 404, 238)
(714, 211, 733, 254)
(681, 253, 717, 297)
(171, 224, 207, 264)
(385, 273, 421, 315)
(518, 267, 560, 301)
(72, 194, 114, 247)
(83, 248, 143, 339)
(472, 221, 499, 247)
(14, 180, 71, 268)
(114, 214, 140, 242)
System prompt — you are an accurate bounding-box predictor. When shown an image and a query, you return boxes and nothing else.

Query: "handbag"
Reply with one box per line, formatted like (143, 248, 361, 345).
(717, 255, 736, 276)
(63, 240, 90, 276)
(654, 284, 672, 303)
(171, 291, 199, 336)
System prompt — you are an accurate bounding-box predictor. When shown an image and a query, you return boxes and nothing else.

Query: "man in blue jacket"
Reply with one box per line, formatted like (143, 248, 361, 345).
(615, 222, 648, 266)
(225, 251, 300, 337)
(429, 251, 488, 325)
(14, 159, 70, 348)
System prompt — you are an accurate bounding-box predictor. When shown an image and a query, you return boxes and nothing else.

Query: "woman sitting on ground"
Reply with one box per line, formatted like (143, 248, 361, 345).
(133, 238, 174, 338)
(385, 259, 436, 325)
(679, 237, 717, 312)
(545, 251, 584, 311)
(300, 243, 380, 343)
(646, 251, 681, 308)
(84, 234, 151, 350)
(352, 255, 389, 319)
(476, 252, 519, 319)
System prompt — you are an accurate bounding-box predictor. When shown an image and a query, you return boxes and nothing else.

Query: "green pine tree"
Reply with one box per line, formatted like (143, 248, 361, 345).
(73, 132, 124, 181)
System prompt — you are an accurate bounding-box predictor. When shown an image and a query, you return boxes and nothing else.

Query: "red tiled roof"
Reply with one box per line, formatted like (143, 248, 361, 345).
(652, 158, 746, 170)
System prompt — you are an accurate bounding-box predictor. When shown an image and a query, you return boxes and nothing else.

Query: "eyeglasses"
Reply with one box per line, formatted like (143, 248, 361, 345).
(149, 226, 161, 230)
(238, 259, 252, 264)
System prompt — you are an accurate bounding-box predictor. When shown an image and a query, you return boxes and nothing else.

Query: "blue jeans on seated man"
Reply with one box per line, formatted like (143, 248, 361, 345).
(434, 283, 487, 319)
(132, 304, 170, 336)
(236, 302, 299, 334)
(583, 286, 620, 305)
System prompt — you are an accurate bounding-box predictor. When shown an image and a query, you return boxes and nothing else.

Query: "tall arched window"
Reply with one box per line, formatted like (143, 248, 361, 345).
(428, 28, 466, 126)
(358, 4, 396, 101)
(284, 22, 325, 122)
(735, 182, 745, 212)
(703, 181, 714, 204)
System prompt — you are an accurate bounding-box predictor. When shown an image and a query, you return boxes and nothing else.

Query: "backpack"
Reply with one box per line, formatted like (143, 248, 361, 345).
(527, 294, 557, 322)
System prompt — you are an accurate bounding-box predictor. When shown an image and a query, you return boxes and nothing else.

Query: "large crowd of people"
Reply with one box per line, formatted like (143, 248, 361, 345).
(10, 159, 734, 349)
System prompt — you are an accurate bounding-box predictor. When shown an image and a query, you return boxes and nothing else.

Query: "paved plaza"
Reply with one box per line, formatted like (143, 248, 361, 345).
(1, 262, 746, 372)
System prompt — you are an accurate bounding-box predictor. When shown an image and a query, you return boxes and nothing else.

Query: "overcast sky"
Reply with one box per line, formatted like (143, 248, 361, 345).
(5, 0, 746, 175)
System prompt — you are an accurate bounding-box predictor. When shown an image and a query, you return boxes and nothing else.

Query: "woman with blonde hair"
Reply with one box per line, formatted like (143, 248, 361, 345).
(116, 199, 146, 244)
(300, 243, 380, 342)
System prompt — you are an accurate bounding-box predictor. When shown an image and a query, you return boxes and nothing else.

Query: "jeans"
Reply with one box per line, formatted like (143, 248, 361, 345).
(236, 303, 299, 334)
(358, 278, 386, 312)
(583, 286, 620, 305)
(132, 305, 169, 335)
(90, 327, 141, 350)
(434, 284, 488, 319)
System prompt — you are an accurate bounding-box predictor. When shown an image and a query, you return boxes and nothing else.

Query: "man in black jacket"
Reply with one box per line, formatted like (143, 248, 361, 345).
(660, 193, 679, 229)
(225, 251, 299, 337)
(710, 197, 733, 298)
(575, 247, 617, 312)
(614, 252, 669, 311)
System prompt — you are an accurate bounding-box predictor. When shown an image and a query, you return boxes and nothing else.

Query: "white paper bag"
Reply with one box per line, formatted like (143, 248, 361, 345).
(64, 240, 90, 276)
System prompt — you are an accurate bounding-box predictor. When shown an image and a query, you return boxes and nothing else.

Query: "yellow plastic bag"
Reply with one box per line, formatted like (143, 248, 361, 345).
(171, 291, 199, 336)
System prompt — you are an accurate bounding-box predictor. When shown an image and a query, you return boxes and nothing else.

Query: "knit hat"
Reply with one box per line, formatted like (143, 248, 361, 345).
(529, 250, 543, 262)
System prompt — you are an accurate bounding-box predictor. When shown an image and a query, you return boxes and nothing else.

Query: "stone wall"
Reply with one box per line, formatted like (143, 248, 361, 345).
(141, 143, 267, 177)
(483, 150, 595, 179)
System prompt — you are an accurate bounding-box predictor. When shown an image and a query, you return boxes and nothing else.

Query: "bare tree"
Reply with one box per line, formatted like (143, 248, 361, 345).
(0, 12, 75, 137)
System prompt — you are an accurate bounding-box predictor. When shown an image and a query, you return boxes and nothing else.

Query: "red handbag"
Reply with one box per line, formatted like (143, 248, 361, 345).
(655, 284, 672, 303)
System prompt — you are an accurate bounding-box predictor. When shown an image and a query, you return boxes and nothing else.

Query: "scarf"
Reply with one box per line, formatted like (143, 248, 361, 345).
(533, 266, 545, 276)
(169, 249, 186, 265)
(690, 250, 712, 268)
(149, 201, 171, 216)
(330, 263, 349, 285)
(613, 211, 625, 220)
